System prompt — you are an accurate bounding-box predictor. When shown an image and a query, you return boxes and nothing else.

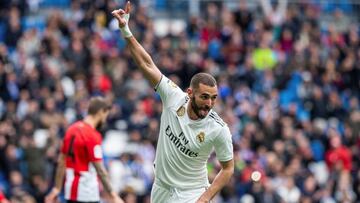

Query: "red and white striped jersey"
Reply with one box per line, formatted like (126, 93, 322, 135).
(61, 121, 103, 202)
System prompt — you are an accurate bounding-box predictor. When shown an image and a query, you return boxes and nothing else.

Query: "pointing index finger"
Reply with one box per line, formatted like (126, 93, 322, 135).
(125, 1, 131, 14)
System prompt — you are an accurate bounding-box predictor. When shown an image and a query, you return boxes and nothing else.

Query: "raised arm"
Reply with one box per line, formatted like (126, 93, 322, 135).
(112, 1, 162, 87)
(45, 153, 66, 203)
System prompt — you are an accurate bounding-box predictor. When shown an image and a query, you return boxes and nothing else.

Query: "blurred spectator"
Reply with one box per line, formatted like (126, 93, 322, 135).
(325, 131, 352, 172)
(259, 0, 288, 27)
(4, 7, 22, 50)
(277, 176, 301, 203)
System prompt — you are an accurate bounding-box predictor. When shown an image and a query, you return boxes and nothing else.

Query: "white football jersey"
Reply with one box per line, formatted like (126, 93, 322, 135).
(154, 75, 233, 189)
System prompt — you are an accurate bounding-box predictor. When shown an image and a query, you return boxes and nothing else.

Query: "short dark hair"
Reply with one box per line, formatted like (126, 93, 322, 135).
(87, 96, 111, 115)
(190, 73, 217, 89)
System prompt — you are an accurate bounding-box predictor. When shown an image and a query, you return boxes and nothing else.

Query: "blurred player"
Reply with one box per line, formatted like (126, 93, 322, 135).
(45, 96, 124, 203)
(112, 2, 234, 202)
(0, 190, 9, 203)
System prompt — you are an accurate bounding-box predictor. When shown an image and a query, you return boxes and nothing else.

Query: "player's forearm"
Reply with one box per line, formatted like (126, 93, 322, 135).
(198, 161, 234, 202)
(98, 170, 113, 194)
(112, 2, 161, 87)
(93, 162, 114, 194)
(125, 36, 161, 87)
(54, 154, 66, 191)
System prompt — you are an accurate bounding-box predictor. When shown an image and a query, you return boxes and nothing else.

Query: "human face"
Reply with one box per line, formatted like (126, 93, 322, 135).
(188, 83, 218, 119)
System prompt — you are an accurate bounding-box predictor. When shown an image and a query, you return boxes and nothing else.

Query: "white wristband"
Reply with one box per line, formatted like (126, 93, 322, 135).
(120, 13, 132, 38)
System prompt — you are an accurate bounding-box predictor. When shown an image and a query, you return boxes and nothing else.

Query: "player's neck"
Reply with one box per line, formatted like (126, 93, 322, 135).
(83, 116, 98, 129)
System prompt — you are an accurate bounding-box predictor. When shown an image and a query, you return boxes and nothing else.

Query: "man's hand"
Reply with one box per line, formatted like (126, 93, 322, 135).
(111, 1, 131, 28)
(44, 187, 60, 203)
(111, 1, 133, 38)
(110, 0, 162, 87)
(109, 191, 125, 203)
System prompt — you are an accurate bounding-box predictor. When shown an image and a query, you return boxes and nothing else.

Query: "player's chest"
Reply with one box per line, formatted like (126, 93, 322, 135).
(163, 110, 214, 153)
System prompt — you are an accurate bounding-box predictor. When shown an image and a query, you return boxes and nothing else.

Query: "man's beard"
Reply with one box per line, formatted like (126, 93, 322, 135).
(191, 96, 210, 119)
(95, 120, 106, 132)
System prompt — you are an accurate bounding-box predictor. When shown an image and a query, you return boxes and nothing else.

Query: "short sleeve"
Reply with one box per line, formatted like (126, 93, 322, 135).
(213, 126, 233, 162)
(60, 140, 67, 154)
(61, 130, 71, 154)
(155, 75, 186, 108)
(87, 134, 103, 162)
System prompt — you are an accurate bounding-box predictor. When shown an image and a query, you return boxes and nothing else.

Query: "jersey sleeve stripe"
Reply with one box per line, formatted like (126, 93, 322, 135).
(209, 113, 225, 127)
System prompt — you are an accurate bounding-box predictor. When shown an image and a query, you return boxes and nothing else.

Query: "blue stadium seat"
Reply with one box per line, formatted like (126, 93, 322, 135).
(0, 21, 5, 43)
(22, 16, 46, 32)
(39, 0, 70, 8)
(0, 171, 9, 195)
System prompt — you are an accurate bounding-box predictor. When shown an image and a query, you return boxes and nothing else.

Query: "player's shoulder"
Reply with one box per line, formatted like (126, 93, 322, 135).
(66, 121, 79, 133)
(207, 111, 232, 140)
(67, 121, 84, 131)
(163, 76, 185, 93)
(207, 111, 227, 128)
(66, 121, 96, 135)
(167, 91, 188, 109)
(71, 121, 83, 127)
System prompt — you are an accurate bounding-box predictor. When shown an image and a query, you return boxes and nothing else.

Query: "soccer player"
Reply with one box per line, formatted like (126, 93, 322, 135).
(112, 2, 234, 203)
(45, 97, 124, 203)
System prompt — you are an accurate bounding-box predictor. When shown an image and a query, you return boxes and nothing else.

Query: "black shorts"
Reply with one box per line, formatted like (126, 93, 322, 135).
(66, 201, 99, 203)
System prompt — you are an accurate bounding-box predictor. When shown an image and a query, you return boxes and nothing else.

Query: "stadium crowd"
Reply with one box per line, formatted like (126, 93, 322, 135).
(0, 0, 359, 202)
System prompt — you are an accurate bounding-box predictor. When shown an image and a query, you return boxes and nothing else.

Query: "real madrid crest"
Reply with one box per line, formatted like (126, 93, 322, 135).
(197, 132, 205, 143)
(176, 106, 185, 117)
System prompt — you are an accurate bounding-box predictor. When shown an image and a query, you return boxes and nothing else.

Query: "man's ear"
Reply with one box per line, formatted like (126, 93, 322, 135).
(186, 88, 193, 96)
